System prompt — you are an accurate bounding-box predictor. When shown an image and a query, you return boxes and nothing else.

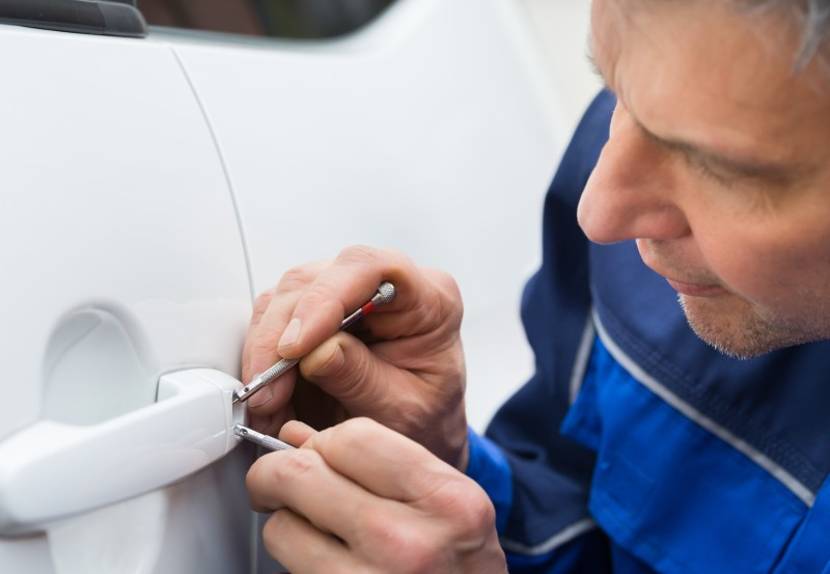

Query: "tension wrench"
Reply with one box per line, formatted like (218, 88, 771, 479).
(232, 281, 397, 405)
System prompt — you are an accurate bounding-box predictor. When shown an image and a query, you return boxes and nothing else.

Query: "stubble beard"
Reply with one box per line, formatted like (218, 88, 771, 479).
(677, 292, 827, 359)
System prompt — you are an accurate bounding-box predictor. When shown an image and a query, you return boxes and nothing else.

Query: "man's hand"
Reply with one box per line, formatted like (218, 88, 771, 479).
(247, 418, 506, 574)
(242, 246, 468, 468)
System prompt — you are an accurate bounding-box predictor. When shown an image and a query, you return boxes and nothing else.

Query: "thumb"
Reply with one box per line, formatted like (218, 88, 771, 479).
(299, 331, 394, 412)
(279, 420, 317, 447)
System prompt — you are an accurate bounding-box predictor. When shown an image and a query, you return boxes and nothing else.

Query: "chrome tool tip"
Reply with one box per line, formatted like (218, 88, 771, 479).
(375, 281, 396, 305)
(233, 423, 295, 451)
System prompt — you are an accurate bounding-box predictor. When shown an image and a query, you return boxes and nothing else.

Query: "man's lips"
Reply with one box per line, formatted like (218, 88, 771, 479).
(636, 241, 726, 297)
(665, 277, 726, 297)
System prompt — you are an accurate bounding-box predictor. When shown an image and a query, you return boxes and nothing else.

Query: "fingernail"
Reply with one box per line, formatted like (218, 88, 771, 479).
(278, 318, 302, 351)
(248, 383, 273, 408)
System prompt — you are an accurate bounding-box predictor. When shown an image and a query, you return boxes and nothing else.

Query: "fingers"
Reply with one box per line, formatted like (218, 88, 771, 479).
(241, 249, 465, 438)
(275, 246, 427, 359)
(298, 332, 415, 410)
(360, 267, 464, 342)
(247, 447, 398, 545)
(243, 262, 328, 378)
(249, 419, 502, 573)
(243, 262, 327, 412)
(248, 287, 275, 333)
(280, 420, 316, 446)
(242, 291, 301, 411)
(309, 418, 453, 502)
(262, 509, 360, 574)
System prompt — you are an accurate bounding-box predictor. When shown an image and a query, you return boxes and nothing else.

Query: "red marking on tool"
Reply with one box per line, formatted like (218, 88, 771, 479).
(361, 301, 376, 315)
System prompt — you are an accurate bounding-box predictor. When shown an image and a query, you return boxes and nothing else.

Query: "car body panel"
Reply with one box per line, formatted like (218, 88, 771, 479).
(0, 0, 571, 570)
(0, 24, 253, 573)
(166, 0, 563, 436)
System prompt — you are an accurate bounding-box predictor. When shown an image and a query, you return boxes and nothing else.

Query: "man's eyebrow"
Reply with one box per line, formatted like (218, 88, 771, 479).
(586, 40, 807, 185)
(637, 122, 805, 184)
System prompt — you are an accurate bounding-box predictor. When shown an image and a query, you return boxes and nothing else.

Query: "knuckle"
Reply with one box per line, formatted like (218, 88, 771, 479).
(440, 480, 496, 540)
(277, 449, 324, 480)
(433, 276, 464, 327)
(337, 244, 380, 264)
(249, 450, 322, 491)
(341, 416, 383, 442)
(394, 399, 434, 437)
(395, 532, 443, 574)
(319, 418, 389, 462)
(357, 505, 389, 542)
(459, 495, 496, 539)
(366, 520, 441, 574)
(407, 273, 463, 335)
(303, 280, 342, 308)
(430, 269, 462, 301)
(277, 265, 315, 293)
(252, 289, 275, 314)
(439, 345, 466, 390)
(378, 246, 412, 268)
(336, 245, 414, 277)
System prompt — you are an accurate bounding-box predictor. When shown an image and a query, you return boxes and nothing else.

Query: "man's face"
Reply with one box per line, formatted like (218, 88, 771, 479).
(578, 0, 830, 358)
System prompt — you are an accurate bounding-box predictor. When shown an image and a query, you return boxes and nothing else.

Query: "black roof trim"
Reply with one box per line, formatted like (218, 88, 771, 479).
(0, 0, 146, 38)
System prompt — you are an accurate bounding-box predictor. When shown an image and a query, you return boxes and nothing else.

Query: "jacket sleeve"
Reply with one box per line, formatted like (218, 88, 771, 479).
(465, 90, 617, 573)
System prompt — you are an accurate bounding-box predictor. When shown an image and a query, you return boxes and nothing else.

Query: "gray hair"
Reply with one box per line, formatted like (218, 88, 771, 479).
(747, 0, 830, 66)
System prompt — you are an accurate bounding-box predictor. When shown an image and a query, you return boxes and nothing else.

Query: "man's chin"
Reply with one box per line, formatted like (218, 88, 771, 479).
(677, 294, 798, 359)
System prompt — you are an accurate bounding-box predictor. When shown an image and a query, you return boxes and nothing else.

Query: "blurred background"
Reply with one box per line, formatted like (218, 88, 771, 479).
(142, 0, 601, 430)
(142, 0, 599, 142)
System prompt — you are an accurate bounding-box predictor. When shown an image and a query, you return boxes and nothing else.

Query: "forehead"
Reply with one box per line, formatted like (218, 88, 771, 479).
(590, 0, 830, 162)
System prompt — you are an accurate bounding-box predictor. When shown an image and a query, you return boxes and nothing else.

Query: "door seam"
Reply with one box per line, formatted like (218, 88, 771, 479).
(170, 46, 256, 303)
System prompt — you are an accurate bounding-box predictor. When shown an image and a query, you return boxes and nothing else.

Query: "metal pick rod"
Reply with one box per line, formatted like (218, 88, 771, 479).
(233, 281, 397, 405)
(233, 424, 294, 451)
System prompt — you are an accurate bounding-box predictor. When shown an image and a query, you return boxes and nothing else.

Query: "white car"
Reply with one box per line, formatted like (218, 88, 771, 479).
(0, 0, 566, 571)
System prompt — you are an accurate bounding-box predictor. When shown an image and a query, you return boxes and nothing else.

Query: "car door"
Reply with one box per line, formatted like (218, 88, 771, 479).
(166, 0, 564, 435)
(157, 2, 563, 569)
(0, 12, 254, 574)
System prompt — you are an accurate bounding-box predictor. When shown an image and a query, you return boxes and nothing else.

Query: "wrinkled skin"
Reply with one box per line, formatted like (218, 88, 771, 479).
(241, 247, 469, 469)
(247, 419, 505, 574)
(579, 0, 830, 358)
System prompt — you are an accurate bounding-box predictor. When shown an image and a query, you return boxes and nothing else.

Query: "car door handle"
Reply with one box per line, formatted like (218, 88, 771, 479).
(0, 368, 245, 535)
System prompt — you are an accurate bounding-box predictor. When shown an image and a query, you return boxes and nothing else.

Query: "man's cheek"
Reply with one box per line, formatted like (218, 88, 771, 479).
(702, 234, 790, 309)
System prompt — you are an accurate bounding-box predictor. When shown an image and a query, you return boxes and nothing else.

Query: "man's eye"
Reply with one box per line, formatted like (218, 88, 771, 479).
(684, 153, 735, 187)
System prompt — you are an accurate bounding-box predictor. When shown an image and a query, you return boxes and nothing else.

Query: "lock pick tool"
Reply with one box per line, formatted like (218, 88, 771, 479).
(232, 281, 397, 405)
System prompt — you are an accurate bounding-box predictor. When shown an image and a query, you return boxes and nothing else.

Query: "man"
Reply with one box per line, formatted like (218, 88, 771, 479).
(242, 0, 830, 571)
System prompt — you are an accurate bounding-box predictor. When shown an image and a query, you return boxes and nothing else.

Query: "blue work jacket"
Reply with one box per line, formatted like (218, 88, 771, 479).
(466, 90, 830, 573)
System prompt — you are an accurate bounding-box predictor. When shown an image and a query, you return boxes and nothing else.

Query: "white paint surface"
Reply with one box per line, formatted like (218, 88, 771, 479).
(0, 25, 252, 572)
(166, 0, 569, 434)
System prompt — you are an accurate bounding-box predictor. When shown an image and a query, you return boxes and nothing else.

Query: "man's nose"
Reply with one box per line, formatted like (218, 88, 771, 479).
(576, 104, 690, 245)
